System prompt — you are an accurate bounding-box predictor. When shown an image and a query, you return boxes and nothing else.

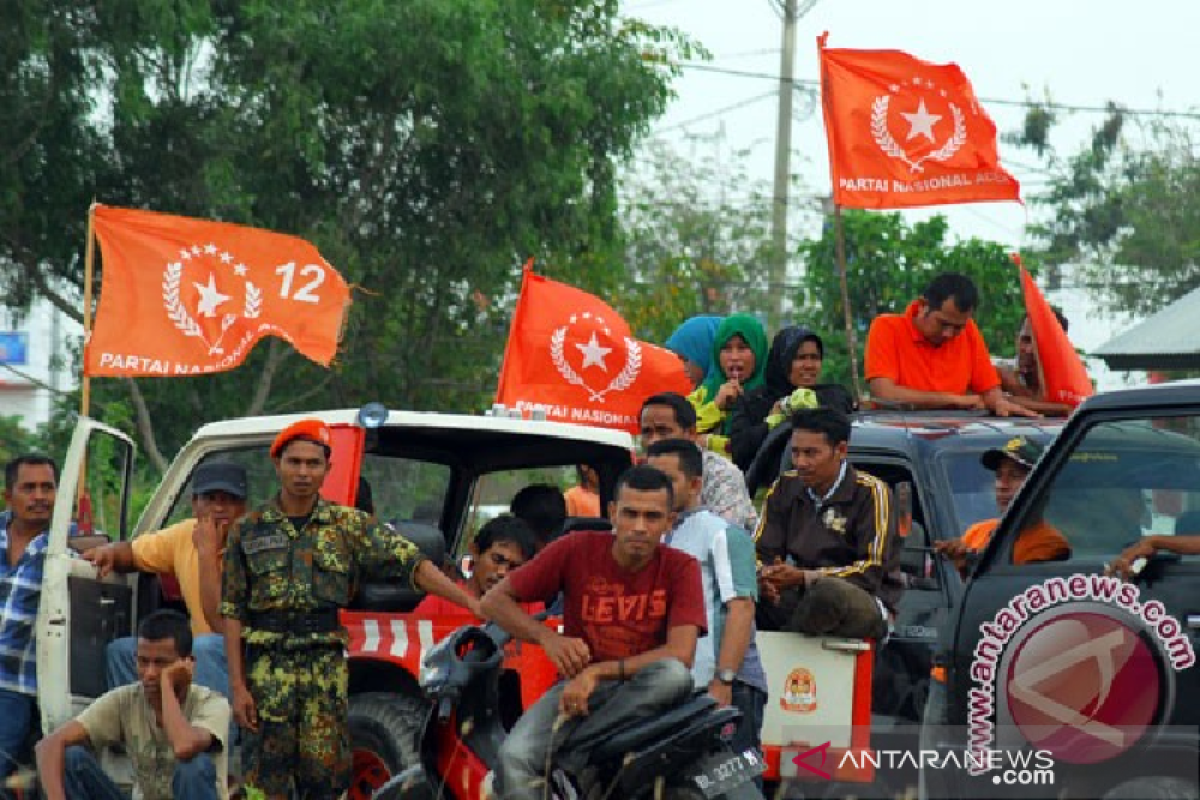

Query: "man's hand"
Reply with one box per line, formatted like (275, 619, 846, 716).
(541, 632, 592, 678)
(993, 396, 1041, 419)
(759, 562, 809, 591)
(162, 659, 194, 699)
(559, 667, 601, 717)
(232, 683, 259, 732)
(951, 395, 987, 411)
(708, 679, 733, 708)
(933, 539, 974, 561)
(82, 545, 118, 578)
(714, 379, 743, 411)
(1107, 539, 1157, 580)
(192, 515, 225, 557)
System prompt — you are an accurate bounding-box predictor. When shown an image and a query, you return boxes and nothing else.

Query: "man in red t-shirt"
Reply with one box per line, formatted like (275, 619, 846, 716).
(413, 515, 541, 619)
(481, 465, 707, 800)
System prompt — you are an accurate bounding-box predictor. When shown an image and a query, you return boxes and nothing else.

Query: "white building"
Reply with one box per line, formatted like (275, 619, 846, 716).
(0, 299, 81, 430)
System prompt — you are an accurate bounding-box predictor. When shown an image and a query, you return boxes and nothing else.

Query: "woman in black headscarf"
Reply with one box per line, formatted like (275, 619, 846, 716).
(728, 326, 855, 471)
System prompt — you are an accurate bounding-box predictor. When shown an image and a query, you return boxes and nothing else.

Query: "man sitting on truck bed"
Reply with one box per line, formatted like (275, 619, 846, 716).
(36, 610, 231, 800)
(85, 462, 249, 698)
(413, 514, 542, 618)
(754, 408, 900, 640)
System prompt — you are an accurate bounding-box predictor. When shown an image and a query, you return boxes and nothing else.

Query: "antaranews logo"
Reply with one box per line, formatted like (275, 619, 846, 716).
(968, 574, 1196, 775)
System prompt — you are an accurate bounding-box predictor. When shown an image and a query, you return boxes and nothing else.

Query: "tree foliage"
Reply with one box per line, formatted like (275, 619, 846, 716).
(796, 211, 1027, 388)
(1012, 102, 1200, 316)
(2, 0, 700, 476)
(614, 135, 778, 343)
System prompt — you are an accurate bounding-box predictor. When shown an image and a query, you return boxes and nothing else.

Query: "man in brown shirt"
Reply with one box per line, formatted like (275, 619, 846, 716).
(754, 408, 899, 639)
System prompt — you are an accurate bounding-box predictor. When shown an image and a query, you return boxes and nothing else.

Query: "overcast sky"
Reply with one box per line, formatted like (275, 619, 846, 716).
(622, 0, 1200, 387)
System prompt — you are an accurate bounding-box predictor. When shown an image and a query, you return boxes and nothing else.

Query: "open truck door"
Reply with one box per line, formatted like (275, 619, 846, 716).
(35, 418, 136, 734)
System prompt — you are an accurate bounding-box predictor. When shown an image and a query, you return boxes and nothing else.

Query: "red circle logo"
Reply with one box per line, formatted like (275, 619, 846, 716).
(1004, 611, 1160, 764)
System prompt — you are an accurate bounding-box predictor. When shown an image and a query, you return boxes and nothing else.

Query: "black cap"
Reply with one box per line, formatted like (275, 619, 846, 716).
(192, 462, 248, 499)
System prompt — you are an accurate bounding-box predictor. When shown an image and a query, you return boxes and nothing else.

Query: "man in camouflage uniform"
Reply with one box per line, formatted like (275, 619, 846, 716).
(221, 419, 479, 799)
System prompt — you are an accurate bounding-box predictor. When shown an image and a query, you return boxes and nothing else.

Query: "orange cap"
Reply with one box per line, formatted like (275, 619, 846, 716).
(270, 418, 333, 458)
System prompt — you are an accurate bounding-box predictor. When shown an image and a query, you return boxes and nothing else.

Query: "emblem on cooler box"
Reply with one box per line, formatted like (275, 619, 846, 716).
(780, 667, 818, 713)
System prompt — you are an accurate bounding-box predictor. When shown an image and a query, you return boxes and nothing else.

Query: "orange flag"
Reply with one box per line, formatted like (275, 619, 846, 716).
(819, 33, 1021, 209)
(495, 268, 692, 433)
(1016, 257, 1093, 408)
(85, 205, 350, 377)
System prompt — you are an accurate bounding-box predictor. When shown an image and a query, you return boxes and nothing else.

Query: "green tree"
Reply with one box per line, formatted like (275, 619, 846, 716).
(796, 211, 1027, 389)
(1011, 103, 1200, 316)
(613, 135, 778, 343)
(2, 1, 700, 475)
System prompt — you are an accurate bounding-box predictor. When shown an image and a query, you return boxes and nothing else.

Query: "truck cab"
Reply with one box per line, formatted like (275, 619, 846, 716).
(936, 382, 1200, 799)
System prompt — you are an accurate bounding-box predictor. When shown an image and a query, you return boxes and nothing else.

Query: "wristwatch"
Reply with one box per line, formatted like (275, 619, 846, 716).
(716, 668, 737, 685)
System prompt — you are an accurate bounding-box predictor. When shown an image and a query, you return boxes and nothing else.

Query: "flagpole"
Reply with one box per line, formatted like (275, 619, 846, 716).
(833, 204, 863, 401)
(80, 202, 97, 419)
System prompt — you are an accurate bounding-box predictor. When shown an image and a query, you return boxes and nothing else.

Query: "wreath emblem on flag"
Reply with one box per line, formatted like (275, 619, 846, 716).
(162, 244, 263, 356)
(550, 312, 641, 403)
(870, 82, 967, 174)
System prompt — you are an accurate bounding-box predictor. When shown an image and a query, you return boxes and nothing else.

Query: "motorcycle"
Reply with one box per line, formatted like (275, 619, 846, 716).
(373, 618, 764, 799)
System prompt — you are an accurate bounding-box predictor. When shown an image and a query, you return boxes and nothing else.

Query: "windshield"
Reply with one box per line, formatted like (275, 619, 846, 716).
(941, 451, 1003, 535)
(1026, 416, 1200, 561)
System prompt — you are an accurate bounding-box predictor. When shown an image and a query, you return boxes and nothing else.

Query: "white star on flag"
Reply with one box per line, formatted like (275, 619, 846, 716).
(575, 332, 612, 372)
(234, 263, 248, 276)
(191, 245, 202, 255)
(901, 99, 941, 143)
(220, 252, 233, 264)
(180, 249, 192, 261)
(204, 243, 218, 255)
(193, 272, 231, 317)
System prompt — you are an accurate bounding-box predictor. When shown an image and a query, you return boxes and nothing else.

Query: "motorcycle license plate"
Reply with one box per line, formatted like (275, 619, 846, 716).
(687, 749, 764, 798)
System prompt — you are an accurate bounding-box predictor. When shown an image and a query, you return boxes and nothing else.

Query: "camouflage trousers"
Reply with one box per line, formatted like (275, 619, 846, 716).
(242, 644, 349, 800)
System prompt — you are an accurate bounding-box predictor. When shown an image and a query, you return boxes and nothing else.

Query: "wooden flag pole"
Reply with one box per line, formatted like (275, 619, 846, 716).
(80, 202, 97, 419)
(833, 204, 863, 401)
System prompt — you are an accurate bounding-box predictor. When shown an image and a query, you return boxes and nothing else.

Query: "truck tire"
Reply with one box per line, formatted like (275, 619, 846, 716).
(348, 692, 430, 800)
(1102, 777, 1199, 800)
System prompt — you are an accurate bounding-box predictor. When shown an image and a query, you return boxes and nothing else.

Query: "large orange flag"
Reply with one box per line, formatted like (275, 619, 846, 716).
(85, 205, 350, 377)
(819, 33, 1021, 209)
(1017, 259, 1093, 408)
(495, 268, 691, 433)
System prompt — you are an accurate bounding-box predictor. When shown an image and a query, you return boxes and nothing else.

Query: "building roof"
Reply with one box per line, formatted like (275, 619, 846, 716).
(1094, 284, 1200, 370)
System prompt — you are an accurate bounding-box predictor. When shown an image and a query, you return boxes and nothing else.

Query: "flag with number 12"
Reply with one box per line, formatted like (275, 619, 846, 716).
(85, 205, 351, 377)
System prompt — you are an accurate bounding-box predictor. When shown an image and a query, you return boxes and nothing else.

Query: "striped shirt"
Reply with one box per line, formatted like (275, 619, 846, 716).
(0, 516, 49, 696)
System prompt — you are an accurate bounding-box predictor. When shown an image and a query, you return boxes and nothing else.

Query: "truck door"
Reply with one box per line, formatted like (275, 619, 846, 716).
(35, 419, 136, 733)
(950, 411, 1200, 793)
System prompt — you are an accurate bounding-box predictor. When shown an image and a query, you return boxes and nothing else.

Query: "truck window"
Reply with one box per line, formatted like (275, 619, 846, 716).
(162, 447, 274, 527)
(460, 466, 575, 556)
(361, 453, 451, 528)
(1021, 416, 1200, 563)
(940, 452, 1001, 534)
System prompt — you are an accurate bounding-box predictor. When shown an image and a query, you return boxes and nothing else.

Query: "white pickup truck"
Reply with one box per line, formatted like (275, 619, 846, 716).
(31, 408, 876, 798)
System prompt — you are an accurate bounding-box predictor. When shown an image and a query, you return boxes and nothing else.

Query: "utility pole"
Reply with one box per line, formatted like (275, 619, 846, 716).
(769, 0, 798, 328)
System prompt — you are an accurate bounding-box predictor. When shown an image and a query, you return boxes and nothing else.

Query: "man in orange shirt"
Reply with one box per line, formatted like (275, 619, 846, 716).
(864, 273, 1034, 416)
(935, 436, 1069, 574)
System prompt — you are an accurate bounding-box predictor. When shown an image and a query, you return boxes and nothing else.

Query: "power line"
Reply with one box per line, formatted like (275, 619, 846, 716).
(674, 61, 1200, 121)
(655, 92, 776, 132)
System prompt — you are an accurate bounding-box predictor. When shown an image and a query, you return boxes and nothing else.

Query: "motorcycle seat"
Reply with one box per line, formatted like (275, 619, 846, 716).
(588, 694, 719, 763)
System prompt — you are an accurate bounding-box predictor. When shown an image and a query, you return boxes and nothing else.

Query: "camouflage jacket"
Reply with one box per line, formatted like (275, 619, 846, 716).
(220, 497, 425, 647)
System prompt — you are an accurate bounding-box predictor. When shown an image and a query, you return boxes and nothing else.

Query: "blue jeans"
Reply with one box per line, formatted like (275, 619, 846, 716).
(107, 633, 230, 697)
(497, 659, 694, 800)
(731, 682, 767, 791)
(0, 688, 33, 778)
(63, 744, 218, 800)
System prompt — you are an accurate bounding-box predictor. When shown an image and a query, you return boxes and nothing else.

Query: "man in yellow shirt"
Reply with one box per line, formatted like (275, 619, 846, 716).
(85, 463, 248, 697)
(934, 437, 1069, 574)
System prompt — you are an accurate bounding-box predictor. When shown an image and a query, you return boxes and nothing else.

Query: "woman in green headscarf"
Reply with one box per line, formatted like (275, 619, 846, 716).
(689, 313, 768, 456)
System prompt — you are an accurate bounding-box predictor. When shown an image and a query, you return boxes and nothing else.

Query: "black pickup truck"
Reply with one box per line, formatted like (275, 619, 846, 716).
(930, 382, 1200, 800)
